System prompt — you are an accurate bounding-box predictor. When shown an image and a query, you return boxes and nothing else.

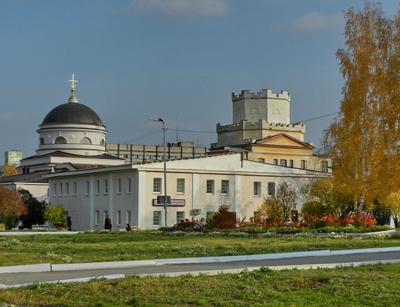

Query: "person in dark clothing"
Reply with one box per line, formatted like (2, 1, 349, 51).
(104, 216, 112, 231)
(67, 216, 72, 231)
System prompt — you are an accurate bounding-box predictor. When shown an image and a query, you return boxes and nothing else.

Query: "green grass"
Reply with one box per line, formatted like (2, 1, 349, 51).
(1, 264, 400, 306)
(0, 231, 400, 266)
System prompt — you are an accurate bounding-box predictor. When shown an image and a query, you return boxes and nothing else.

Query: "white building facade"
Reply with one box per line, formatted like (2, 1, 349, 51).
(47, 154, 328, 231)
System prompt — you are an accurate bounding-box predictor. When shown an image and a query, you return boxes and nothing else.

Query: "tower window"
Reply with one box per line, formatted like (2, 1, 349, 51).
(100, 139, 105, 146)
(54, 136, 67, 144)
(40, 138, 45, 145)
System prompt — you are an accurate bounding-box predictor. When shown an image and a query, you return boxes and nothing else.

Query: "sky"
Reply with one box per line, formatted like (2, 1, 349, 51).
(0, 0, 398, 162)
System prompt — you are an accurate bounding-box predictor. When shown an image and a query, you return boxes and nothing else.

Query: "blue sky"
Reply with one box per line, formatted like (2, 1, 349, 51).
(0, 0, 398, 161)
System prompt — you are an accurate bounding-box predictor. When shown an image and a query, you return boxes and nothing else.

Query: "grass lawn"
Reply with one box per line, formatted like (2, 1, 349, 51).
(0, 231, 400, 266)
(1, 263, 400, 306)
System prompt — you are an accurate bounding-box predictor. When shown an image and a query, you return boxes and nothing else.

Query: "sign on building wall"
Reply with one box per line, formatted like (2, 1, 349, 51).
(152, 198, 185, 207)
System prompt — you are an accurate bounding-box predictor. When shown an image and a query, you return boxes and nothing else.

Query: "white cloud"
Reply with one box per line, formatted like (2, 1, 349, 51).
(290, 12, 344, 31)
(130, 0, 232, 17)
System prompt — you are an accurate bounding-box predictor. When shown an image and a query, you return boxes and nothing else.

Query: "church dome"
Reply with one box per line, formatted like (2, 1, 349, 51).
(41, 102, 104, 127)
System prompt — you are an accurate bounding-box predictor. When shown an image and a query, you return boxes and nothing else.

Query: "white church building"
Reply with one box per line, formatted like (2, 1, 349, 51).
(47, 153, 328, 231)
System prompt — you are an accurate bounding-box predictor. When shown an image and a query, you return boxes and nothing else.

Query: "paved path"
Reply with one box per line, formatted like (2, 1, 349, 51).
(0, 231, 79, 236)
(1, 250, 399, 288)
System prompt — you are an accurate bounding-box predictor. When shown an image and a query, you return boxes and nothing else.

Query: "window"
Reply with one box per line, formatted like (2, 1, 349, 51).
(153, 178, 162, 193)
(153, 211, 161, 226)
(40, 138, 45, 145)
(104, 179, 108, 194)
(104, 210, 109, 223)
(126, 210, 131, 224)
(54, 136, 66, 144)
(59, 183, 63, 196)
(53, 183, 57, 196)
(66, 183, 70, 196)
(258, 158, 265, 163)
(116, 210, 121, 225)
(80, 137, 92, 145)
(321, 160, 329, 173)
(95, 210, 100, 226)
(177, 178, 185, 194)
(73, 182, 77, 195)
(221, 180, 229, 195)
(301, 160, 306, 169)
(117, 178, 122, 193)
(177, 211, 185, 223)
(100, 139, 105, 146)
(206, 180, 215, 194)
(96, 180, 100, 194)
(127, 178, 132, 193)
(280, 159, 287, 167)
(289, 160, 294, 168)
(86, 181, 90, 195)
(267, 182, 276, 197)
(253, 182, 261, 196)
(273, 159, 278, 165)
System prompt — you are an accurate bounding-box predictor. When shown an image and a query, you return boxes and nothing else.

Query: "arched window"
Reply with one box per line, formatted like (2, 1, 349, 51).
(100, 139, 105, 146)
(54, 136, 67, 144)
(40, 138, 45, 145)
(80, 137, 92, 145)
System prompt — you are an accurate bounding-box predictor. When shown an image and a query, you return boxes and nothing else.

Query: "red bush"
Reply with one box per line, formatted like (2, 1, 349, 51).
(209, 206, 237, 229)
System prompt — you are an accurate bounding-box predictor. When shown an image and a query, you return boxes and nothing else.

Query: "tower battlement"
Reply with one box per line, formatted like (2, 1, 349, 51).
(217, 120, 305, 133)
(232, 89, 290, 102)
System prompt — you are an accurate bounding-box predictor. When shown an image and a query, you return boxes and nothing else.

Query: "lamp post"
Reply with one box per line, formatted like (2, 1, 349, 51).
(150, 118, 168, 227)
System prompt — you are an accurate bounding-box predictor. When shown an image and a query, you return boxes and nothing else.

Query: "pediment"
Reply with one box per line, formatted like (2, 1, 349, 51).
(251, 134, 314, 149)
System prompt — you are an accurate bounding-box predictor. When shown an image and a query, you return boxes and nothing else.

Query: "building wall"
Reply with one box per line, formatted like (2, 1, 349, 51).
(48, 156, 325, 231)
(1, 182, 48, 202)
(37, 124, 106, 156)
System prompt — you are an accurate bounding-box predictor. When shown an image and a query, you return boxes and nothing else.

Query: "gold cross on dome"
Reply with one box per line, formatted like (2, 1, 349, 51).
(69, 74, 78, 92)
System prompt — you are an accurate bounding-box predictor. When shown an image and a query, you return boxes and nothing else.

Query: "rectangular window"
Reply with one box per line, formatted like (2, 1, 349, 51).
(221, 180, 229, 195)
(206, 180, 215, 194)
(117, 210, 121, 225)
(104, 179, 108, 194)
(258, 158, 265, 163)
(289, 160, 294, 168)
(96, 180, 100, 194)
(66, 182, 70, 195)
(280, 159, 287, 167)
(86, 181, 90, 195)
(301, 160, 306, 169)
(268, 182, 276, 197)
(177, 178, 185, 194)
(53, 183, 57, 196)
(59, 183, 63, 196)
(153, 178, 162, 193)
(95, 210, 99, 225)
(126, 210, 131, 224)
(73, 182, 77, 195)
(321, 160, 329, 173)
(153, 211, 161, 226)
(273, 159, 278, 165)
(176, 211, 185, 223)
(253, 181, 261, 196)
(118, 178, 122, 193)
(127, 178, 132, 193)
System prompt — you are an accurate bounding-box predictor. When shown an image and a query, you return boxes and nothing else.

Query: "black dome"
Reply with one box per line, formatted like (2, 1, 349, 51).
(41, 102, 104, 126)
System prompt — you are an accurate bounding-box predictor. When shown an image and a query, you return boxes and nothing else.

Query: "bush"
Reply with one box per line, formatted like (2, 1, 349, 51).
(254, 198, 285, 227)
(44, 206, 66, 228)
(208, 206, 236, 229)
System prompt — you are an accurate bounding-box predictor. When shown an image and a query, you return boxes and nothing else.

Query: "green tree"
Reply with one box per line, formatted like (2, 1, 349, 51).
(44, 206, 66, 228)
(19, 189, 47, 229)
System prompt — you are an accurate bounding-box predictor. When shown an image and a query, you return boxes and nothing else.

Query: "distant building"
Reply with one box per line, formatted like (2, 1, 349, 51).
(211, 89, 331, 173)
(4, 150, 23, 166)
(105, 142, 208, 164)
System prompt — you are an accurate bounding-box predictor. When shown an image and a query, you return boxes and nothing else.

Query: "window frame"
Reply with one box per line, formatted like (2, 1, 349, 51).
(176, 178, 185, 194)
(206, 179, 215, 195)
(153, 178, 162, 194)
(221, 180, 229, 195)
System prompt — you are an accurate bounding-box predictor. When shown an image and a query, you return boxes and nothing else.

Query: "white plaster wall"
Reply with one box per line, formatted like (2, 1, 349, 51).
(0, 183, 49, 202)
(267, 99, 290, 124)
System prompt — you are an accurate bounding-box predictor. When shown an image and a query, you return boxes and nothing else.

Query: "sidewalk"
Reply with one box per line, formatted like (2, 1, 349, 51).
(1, 246, 400, 275)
